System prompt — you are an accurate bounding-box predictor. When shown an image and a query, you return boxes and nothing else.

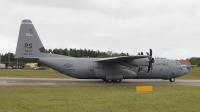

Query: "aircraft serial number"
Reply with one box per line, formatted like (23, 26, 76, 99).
(25, 50, 32, 52)
(24, 53, 33, 55)
(25, 43, 32, 49)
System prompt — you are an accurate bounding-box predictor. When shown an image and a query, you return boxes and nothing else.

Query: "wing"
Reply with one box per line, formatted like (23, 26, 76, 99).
(95, 55, 150, 68)
(95, 55, 149, 62)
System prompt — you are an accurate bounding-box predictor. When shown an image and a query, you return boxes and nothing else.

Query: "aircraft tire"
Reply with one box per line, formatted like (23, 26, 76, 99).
(103, 79, 122, 83)
(113, 80, 122, 83)
(106, 80, 112, 83)
(169, 78, 175, 82)
(103, 79, 112, 83)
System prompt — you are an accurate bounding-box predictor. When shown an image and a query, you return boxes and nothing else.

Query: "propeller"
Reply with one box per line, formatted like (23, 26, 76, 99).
(147, 49, 155, 73)
(138, 67, 141, 72)
(138, 52, 143, 55)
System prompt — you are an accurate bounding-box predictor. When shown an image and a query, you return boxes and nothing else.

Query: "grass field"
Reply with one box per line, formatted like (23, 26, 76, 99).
(0, 85, 200, 112)
(0, 68, 70, 78)
(0, 68, 199, 111)
(0, 67, 200, 79)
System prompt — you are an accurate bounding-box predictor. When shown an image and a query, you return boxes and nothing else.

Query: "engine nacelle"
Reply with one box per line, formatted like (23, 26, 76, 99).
(127, 58, 149, 67)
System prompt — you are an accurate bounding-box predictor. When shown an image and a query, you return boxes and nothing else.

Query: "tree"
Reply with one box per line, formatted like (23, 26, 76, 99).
(188, 57, 200, 67)
(47, 49, 53, 53)
(63, 48, 69, 56)
(1, 53, 15, 63)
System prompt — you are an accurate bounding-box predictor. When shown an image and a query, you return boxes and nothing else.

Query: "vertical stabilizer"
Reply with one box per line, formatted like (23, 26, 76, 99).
(15, 19, 47, 58)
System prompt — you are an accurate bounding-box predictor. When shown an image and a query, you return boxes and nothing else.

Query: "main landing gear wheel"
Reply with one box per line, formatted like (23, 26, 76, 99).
(102, 79, 122, 83)
(103, 79, 112, 83)
(113, 80, 122, 83)
(169, 78, 175, 82)
(106, 80, 112, 83)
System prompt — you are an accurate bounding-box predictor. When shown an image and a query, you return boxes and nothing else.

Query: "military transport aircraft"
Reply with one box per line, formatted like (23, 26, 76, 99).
(15, 19, 188, 83)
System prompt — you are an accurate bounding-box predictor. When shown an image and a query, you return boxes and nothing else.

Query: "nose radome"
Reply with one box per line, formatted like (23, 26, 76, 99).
(183, 68, 188, 75)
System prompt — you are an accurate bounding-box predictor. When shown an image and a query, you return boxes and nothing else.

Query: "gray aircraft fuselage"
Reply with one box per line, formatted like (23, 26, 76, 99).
(38, 57, 187, 80)
(15, 19, 188, 83)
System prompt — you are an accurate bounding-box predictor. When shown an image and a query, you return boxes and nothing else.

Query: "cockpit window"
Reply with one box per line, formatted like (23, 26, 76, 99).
(176, 61, 181, 66)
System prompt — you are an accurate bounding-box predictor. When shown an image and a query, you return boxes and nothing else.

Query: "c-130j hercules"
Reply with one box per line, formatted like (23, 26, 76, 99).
(15, 19, 188, 83)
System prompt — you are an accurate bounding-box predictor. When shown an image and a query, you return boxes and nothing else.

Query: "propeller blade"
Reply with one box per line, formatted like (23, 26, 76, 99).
(150, 49, 152, 57)
(151, 58, 155, 63)
(146, 52, 149, 55)
(138, 67, 141, 72)
(141, 52, 143, 55)
(138, 53, 140, 55)
(147, 64, 151, 73)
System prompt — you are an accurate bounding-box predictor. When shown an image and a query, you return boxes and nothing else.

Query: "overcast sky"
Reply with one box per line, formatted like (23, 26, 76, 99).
(0, 0, 200, 59)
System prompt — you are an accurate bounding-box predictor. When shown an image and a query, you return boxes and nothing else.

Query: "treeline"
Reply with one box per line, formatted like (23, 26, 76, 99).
(188, 57, 200, 67)
(0, 53, 15, 63)
(0, 48, 129, 63)
(46, 48, 129, 58)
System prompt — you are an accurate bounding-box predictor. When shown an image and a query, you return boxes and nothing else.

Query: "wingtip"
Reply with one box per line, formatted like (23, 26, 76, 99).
(21, 19, 32, 24)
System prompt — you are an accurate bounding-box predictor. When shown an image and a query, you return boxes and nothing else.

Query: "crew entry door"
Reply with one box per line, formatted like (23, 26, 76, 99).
(88, 66, 94, 77)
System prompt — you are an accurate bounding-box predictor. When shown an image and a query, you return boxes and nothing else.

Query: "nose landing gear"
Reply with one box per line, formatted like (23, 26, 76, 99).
(169, 78, 175, 82)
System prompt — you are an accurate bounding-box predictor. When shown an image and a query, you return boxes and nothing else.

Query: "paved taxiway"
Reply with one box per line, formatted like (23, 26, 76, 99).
(0, 77, 200, 86)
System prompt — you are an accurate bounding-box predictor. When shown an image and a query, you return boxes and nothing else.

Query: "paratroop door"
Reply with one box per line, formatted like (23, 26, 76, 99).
(88, 66, 94, 77)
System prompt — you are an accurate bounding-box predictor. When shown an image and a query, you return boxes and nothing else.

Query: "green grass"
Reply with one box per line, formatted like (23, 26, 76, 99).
(0, 68, 199, 111)
(0, 68, 70, 78)
(0, 85, 200, 112)
(178, 67, 200, 79)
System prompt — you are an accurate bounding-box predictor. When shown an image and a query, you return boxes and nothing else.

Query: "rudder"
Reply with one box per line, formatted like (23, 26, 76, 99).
(15, 19, 47, 59)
